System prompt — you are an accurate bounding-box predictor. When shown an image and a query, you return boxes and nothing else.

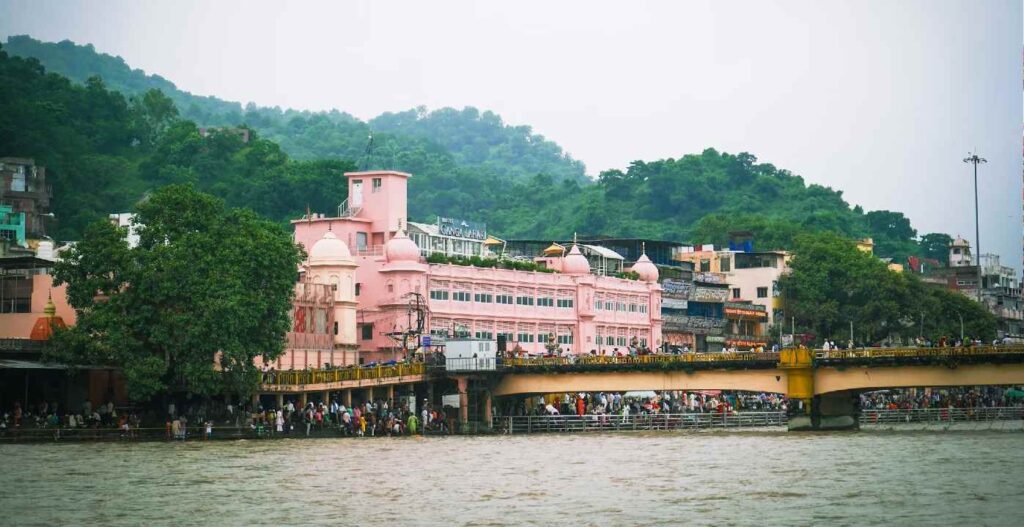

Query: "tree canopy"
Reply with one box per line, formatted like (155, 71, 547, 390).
(2, 36, 952, 264)
(778, 232, 996, 345)
(48, 185, 303, 400)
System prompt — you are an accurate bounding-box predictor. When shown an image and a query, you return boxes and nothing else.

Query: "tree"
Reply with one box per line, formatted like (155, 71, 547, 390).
(865, 210, 918, 260)
(779, 231, 996, 345)
(919, 233, 953, 265)
(130, 88, 179, 148)
(48, 185, 303, 401)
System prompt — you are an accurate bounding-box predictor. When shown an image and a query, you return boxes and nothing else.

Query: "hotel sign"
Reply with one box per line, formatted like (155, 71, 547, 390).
(437, 216, 486, 240)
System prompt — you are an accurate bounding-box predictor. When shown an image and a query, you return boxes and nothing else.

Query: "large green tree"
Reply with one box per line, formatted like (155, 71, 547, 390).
(48, 185, 303, 400)
(778, 232, 995, 344)
(919, 232, 953, 265)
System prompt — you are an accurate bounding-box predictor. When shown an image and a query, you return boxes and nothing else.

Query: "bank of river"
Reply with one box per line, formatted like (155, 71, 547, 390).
(1, 430, 1021, 526)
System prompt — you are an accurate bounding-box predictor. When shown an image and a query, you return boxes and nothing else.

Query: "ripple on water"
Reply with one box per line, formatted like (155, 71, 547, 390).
(0, 431, 1022, 526)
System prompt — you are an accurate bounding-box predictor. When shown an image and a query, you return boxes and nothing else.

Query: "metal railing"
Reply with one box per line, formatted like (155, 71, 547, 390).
(500, 352, 780, 369)
(859, 406, 1024, 424)
(815, 344, 1024, 361)
(356, 245, 385, 257)
(337, 198, 361, 218)
(261, 362, 425, 386)
(497, 412, 786, 434)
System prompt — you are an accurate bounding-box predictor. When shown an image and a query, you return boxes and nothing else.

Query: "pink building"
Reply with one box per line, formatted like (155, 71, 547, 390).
(291, 170, 663, 364)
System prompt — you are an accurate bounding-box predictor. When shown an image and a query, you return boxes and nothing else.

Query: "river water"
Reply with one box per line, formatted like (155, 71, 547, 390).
(1, 429, 1022, 526)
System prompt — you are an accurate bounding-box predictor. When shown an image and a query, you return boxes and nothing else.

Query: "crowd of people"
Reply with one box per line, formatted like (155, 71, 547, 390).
(242, 397, 460, 439)
(504, 390, 789, 418)
(0, 399, 142, 436)
(859, 386, 1024, 410)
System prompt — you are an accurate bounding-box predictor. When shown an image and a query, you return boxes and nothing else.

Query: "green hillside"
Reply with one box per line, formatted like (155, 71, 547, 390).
(0, 36, 945, 262)
(3, 35, 587, 184)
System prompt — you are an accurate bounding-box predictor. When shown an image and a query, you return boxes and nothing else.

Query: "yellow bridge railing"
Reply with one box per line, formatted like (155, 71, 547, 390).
(261, 362, 425, 386)
(815, 344, 1024, 360)
(259, 345, 1024, 387)
(501, 352, 780, 368)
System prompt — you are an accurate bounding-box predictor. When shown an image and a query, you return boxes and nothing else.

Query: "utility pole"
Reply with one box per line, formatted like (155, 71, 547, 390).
(963, 152, 986, 302)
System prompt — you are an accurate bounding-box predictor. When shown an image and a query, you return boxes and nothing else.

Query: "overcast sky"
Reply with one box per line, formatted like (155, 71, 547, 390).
(2, 0, 1022, 269)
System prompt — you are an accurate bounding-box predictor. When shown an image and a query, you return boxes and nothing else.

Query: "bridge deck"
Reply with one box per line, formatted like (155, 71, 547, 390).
(257, 346, 1024, 393)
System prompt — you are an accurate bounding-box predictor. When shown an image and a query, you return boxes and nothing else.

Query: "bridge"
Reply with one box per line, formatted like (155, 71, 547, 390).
(258, 345, 1024, 431)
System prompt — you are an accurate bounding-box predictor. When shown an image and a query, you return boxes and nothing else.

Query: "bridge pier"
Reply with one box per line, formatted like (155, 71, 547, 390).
(482, 389, 493, 430)
(456, 377, 469, 428)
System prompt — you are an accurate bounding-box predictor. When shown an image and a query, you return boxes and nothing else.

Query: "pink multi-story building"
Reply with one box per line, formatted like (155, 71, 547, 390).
(290, 170, 663, 364)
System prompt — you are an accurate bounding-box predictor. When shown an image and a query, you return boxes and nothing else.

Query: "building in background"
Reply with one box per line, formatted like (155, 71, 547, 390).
(675, 242, 789, 329)
(108, 213, 141, 248)
(292, 171, 663, 363)
(856, 238, 905, 272)
(723, 301, 769, 350)
(0, 158, 51, 245)
(920, 238, 1024, 341)
(407, 217, 491, 259)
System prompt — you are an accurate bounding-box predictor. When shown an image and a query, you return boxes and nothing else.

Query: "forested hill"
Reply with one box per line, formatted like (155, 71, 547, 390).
(0, 36, 949, 263)
(2, 35, 588, 185)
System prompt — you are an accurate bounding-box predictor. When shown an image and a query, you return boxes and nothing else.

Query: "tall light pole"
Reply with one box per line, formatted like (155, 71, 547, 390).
(963, 152, 986, 302)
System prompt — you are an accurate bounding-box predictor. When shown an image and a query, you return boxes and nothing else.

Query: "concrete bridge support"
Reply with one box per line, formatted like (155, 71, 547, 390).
(780, 348, 858, 431)
(482, 389, 493, 430)
(456, 377, 469, 428)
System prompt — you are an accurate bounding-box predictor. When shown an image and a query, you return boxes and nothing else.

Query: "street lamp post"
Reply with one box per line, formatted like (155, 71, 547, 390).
(963, 152, 987, 302)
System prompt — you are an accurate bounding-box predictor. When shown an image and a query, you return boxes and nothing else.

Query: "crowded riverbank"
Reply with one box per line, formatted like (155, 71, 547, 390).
(3, 386, 1023, 442)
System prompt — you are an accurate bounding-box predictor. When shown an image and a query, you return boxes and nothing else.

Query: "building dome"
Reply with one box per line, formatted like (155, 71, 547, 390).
(385, 229, 420, 263)
(562, 244, 591, 275)
(631, 252, 659, 283)
(309, 231, 353, 264)
(30, 296, 67, 341)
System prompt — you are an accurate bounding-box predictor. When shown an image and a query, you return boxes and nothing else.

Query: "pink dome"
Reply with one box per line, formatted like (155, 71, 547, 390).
(385, 230, 420, 263)
(630, 253, 659, 282)
(562, 244, 591, 275)
(309, 231, 353, 265)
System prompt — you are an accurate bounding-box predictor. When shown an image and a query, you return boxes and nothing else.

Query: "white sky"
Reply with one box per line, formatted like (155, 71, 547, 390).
(1, 0, 1022, 269)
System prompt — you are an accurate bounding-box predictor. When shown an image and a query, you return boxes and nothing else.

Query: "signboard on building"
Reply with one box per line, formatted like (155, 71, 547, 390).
(663, 298, 689, 310)
(724, 305, 768, 320)
(694, 272, 725, 284)
(437, 216, 486, 240)
(690, 286, 729, 303)
(661, 278, 691, 297)
(663, 314, 726, 334)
